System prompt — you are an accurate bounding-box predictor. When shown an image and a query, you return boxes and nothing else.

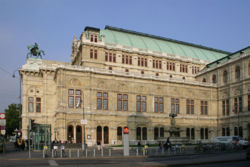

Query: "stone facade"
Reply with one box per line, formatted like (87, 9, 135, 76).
(20, 26, 250, 146)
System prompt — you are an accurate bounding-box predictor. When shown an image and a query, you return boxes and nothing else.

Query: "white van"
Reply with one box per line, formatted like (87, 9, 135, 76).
(215, 136, 248, 146)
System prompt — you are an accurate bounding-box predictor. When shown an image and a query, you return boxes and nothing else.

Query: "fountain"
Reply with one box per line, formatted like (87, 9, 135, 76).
(167, 113, 187, 144)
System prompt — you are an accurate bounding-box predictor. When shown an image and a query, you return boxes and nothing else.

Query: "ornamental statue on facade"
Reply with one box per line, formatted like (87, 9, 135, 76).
(26, 43, 45, 59)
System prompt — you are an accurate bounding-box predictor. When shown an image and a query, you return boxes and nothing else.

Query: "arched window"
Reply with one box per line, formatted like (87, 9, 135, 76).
(186, 128, 190, 139)
(235, 66, 240, 80)
(154, 127, 159, 140)
(117, 127, 122, 140)
(96, 126, 102, 145)
(142, 127, 147, 140)
(191, 128, 195, 139)
(67, 125, 74, 142)
(223, 70, 228, 83)
(136, 127, 141, 140)
(205, 128, 208, 139)
(200, 128, 204, 139)
(160, 127, 164, 138)
(202, 78, 206, 83)
(212, 74, 217, 83)
(104, 126, 109, 144)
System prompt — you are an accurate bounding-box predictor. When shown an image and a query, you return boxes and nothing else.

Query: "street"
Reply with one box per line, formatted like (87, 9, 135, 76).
(1, 157, 250, 167)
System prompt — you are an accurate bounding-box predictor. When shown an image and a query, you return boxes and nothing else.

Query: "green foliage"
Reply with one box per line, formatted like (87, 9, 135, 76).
(5, 103, 21, 135)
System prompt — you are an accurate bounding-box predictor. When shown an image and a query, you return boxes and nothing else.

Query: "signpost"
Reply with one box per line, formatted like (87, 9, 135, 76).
(0, 113, 6, 135)
(123, 126, 129, 156)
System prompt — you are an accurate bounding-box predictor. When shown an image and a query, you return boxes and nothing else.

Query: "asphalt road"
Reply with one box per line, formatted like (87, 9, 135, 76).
(1, 158, 250, 167)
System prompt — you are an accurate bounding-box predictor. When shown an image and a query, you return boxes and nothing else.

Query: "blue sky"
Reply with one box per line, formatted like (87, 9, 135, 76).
(0, 0, 250, 112)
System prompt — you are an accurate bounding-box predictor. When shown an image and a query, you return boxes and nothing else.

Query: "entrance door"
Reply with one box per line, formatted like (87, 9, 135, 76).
(76, 126, 82, 143)
(97, 126, 102, 145)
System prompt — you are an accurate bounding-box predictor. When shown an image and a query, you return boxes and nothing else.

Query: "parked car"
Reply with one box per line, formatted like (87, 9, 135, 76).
(246, 148, 250, 160)
(215, 136, 248, 147)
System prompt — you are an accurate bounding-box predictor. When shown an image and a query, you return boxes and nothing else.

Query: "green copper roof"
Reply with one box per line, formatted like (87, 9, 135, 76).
(100, 26, 230, 62)
(206, 46, 250, 68)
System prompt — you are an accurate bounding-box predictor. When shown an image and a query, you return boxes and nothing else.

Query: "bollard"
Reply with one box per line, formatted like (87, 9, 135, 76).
(109, 148, 111, 156)
(93, 148, 96, 157)
(69, 149, 71, 158)
(52, 150, 54, 158)
(77, 149, 79, 158)
(43, 149, 45, 158)
(101, 147, 103, 157)
(85, 148, 88, 157)
(136, 148, 138, 156)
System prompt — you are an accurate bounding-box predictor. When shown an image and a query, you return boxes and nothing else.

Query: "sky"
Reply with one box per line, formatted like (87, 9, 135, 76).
(0, 0, 250, 112)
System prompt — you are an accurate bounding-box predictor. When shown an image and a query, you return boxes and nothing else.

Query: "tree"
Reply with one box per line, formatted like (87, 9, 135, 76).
(5, 103, 21, 136)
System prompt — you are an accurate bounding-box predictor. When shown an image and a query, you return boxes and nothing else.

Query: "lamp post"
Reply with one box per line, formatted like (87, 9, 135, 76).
(54, 128, 57, 141)
(12, 69, 21, 130)
(77, 100, 86, 150)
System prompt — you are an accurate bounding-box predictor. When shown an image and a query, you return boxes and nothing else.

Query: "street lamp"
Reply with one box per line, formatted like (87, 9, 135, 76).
(54, 128, 57, 141)
(77, 100, 86, 150)
(12, 69, 22, 130)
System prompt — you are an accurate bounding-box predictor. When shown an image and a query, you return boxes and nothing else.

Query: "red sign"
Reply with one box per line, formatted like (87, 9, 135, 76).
(0, 113, 5, 119)
(124, 127, 129, 134)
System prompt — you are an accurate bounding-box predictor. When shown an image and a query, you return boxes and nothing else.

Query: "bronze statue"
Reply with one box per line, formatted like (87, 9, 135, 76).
(27, 43, 45, 59)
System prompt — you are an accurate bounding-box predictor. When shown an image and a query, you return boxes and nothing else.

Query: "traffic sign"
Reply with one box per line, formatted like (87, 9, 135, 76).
(0, 119, 6, 126)
(0, 113, 5, 119)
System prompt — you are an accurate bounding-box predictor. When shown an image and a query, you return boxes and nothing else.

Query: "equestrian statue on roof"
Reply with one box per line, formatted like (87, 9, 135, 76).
(27, 42, 45, 59)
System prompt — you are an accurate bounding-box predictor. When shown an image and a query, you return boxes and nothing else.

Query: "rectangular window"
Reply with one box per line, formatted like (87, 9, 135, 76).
(36, 97, 41, 113)
(94, 49, 97, 59)
(94, 35, 97, 42)
(171, 98, 179, 114)
(167, 62, 175, 71)
(105, 52, 108, 61)
(154, 97, 163, 113)
(117, 94, 128, 111)
(68, 89, 82, 109)
(222, 100, 225, 116)
(226, 99, 230, 115)
(28, 97, 34, 112)
(201, 101, 208, 115)
(90, 34, 93, 42)
(137, 95, 146, 112)
(90, 49, 93, 59)
(75, 90, 81, 108)
(234, 98, 238, 113)
(97, 92, 108, 110)
(129, 56, 132, 65)
(122, 55, 125, 64)
(239, 96, 242, 112)
(180, 64, 188, 73)
(186, 99, 194, 114)
(68, 89, 74, 108)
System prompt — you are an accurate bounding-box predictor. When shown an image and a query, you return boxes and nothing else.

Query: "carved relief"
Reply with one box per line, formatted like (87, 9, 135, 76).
(69, 78, 82, 87)
(118, 84, 128, 92)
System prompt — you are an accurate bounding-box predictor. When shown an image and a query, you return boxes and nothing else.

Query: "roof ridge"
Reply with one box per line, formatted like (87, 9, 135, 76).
(105, 25, 231, 55)
(206, 46, 250, 67)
